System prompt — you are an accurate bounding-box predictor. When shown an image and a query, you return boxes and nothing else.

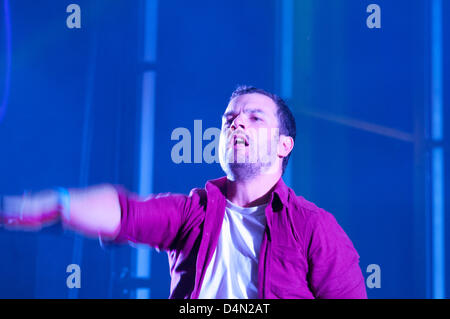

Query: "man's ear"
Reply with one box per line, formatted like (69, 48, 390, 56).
(278, 135, 294, 158)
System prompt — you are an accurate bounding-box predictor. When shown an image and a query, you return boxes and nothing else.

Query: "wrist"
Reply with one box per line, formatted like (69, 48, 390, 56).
(55, 187, 70, 222)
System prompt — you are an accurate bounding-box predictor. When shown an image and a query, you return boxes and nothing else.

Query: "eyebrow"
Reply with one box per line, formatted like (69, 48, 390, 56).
(223, 108, 266, 118)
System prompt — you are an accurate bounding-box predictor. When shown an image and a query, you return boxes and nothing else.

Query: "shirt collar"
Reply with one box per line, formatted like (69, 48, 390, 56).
(271, 177, 290, 208)
(205, 176, 289, 209)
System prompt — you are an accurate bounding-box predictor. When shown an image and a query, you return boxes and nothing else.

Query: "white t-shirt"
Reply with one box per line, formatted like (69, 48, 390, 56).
(198, 199, 267, 299)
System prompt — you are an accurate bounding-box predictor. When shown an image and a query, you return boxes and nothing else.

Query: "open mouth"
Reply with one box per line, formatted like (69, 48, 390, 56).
(233, 135, 249, 146)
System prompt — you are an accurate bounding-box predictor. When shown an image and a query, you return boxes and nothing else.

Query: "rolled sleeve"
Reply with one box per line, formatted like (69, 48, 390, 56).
(113, 186, 189, 251)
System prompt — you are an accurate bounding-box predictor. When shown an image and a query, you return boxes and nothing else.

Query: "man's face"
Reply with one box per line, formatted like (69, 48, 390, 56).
(218, 93, 282, 180)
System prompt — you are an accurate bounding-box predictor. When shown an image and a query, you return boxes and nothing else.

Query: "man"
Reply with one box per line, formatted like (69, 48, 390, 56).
(0, 86, 367, 299)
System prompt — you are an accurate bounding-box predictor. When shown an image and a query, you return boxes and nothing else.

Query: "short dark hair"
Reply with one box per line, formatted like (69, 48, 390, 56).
(230, 85, 296, 174)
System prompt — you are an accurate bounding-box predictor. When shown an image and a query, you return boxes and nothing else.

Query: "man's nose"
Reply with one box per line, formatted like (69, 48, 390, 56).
(231, 114, 245, 130)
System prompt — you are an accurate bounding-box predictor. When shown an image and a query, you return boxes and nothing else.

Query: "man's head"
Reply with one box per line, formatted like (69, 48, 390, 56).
(219, 85, 296, 181)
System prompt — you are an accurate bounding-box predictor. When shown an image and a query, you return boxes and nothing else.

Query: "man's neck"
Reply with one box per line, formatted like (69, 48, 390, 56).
(225, 172, 282, 207)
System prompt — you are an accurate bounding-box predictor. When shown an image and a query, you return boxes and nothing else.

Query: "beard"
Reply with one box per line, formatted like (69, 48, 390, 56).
(223, 162, 263, 181)
(219, 140, 278, 181)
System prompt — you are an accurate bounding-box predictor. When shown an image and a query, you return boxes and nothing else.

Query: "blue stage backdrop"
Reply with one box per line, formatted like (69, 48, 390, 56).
(0, 0, 448, 299)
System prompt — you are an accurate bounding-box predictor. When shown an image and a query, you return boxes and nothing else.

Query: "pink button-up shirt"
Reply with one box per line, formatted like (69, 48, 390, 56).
(115, 176, 367, 299)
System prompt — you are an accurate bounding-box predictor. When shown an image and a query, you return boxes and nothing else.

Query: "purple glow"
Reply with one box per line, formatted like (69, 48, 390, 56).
(0, 0, 12, 123)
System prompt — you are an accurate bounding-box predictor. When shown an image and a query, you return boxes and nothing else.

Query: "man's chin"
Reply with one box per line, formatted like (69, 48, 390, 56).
(223, 163, 259, 180)
(220, 160, 278, 180)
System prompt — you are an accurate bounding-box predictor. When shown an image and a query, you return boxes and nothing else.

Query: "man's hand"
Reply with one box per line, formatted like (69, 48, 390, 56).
(1, 185, 121, 239)
(1, 190, 60, 231)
